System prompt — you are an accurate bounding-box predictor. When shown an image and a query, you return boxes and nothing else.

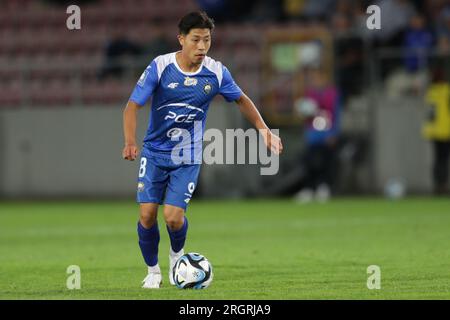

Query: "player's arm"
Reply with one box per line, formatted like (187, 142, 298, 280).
(122, 100, 142, 161)
(235, 93, 283, 155)
(122, 60, 158, 161)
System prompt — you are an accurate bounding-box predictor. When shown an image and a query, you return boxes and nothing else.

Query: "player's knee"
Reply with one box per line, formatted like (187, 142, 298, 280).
(164, 207, 184, 231)
(140, 214, 157, 229)
(165, 218, 184, 231)
(139, 205, 158, 228)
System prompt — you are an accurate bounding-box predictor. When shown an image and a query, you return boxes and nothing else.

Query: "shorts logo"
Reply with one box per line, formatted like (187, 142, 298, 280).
(184, 182, 196, 204)
(137, 182, 145, 192)
(137, 70, 149, 87)
(203, 83, 212, 94)
(184, 77, 197, 86)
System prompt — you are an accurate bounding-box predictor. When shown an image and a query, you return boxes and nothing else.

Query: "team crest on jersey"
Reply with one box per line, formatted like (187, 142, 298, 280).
(203, 83, 212, 94)
(184, 77, 198, 86)
(137, 182, 145, 192)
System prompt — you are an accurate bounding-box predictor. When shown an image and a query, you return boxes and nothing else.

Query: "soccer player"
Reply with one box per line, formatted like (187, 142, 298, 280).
(122, 11, 283, 288)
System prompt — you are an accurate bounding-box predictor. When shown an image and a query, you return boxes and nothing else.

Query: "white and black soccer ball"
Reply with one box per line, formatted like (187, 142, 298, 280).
(173, 252, 213, 289)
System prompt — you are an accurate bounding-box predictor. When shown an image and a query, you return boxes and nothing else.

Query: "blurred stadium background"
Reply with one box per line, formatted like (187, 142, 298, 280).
(0, 0, 449, 200)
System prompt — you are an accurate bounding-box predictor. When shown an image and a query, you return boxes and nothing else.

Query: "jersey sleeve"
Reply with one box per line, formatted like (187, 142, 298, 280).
(129, 60, 159, 106)
(219, 66, 243, 102)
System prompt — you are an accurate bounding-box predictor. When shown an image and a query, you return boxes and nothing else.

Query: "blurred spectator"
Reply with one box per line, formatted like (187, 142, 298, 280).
(99, 29, 142, 80)
(425, 0, 450, 26)
(386, 14, 434, 97)
(196, 0, 228, 22)
(141, 26, 173, 62)
(282, 0, 305, 20)
(422, 65, 450, 195)
(301, 0, 336, 21)
(436, 7, 450, 54)
(282, 0, 335, 21)
(334, 0, 354, 17)
(197, 0, 258, 22)
(330, 12, 352, 37)
(403, 14, 434, 72)
(250, 0, 283, 23)
(294, 68, 341, 203)
(331, 12, 365, 101)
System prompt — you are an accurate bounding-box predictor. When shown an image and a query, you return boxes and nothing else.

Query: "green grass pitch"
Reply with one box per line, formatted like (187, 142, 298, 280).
(1, 198, 450, 299)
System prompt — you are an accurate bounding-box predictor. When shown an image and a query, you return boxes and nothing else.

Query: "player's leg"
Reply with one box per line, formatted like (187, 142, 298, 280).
(164, 203, 187, 241)
(138, 203, 162, 288)
(136, 151, 169, 288)
(163, 204, 188, 285)
(315, 144, 333, 202)
(164, 164, 201, 285)
(433, 141, 450, 194)
(295, 145, 315, 203)
(433, 140, 449, 194)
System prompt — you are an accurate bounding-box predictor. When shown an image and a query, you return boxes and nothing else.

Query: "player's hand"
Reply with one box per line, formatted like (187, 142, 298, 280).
(122, 144, 139, 161)
(262, 130, 283, 155)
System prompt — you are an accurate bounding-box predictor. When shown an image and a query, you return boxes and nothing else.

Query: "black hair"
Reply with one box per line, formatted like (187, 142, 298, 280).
(178, 11, 215, 35)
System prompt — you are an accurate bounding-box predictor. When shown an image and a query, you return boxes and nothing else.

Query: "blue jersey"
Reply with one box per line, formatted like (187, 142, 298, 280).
(129, 52, 242, 158)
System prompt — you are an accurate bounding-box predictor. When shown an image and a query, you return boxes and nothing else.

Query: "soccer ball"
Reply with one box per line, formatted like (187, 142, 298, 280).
(172, 252, 213, 289)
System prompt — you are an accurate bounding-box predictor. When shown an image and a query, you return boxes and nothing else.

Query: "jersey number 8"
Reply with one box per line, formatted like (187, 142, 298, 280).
(139, 157, 147, 178)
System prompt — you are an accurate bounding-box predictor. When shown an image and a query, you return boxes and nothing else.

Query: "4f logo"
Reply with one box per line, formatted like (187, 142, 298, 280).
(366, 5, 381, 30)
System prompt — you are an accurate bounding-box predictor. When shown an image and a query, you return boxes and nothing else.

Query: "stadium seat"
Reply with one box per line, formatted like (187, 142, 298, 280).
(0, 79, 22, 107)
(0, 0, 264, 108)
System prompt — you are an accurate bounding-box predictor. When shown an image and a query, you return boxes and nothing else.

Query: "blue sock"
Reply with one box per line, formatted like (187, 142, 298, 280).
(166, 217, 188, 253)
(137, 221, 160, 267)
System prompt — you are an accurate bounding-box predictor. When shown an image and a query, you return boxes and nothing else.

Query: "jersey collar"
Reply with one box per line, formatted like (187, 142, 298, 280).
(173, 51, 204, 76)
